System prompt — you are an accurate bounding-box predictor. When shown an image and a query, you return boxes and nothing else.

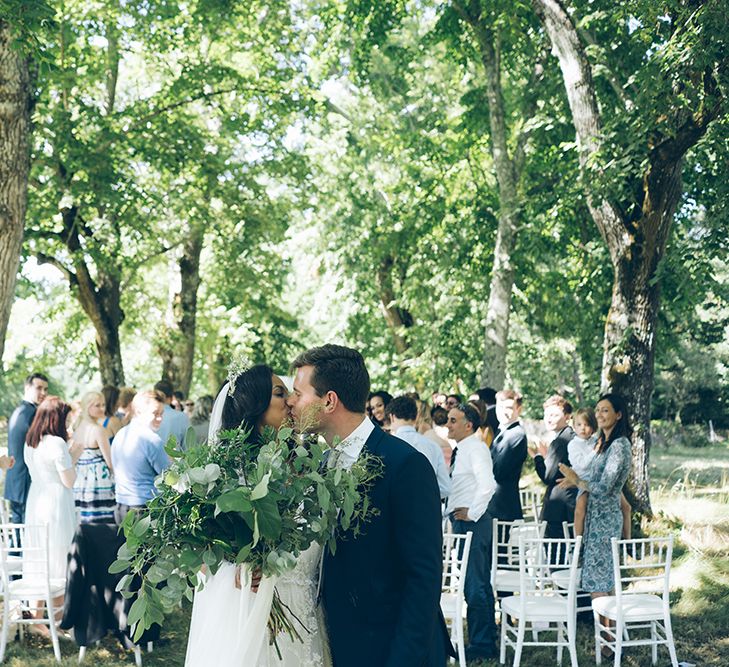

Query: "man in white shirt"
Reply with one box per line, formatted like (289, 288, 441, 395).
(446, 402, 498, 661)
(154, 380, 190, 449)
(386, 396, 451, 500)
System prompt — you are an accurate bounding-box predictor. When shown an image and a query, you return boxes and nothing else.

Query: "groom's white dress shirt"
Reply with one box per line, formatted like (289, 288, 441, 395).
(445, 432, 496, 522)
(328, 417, 374, 470)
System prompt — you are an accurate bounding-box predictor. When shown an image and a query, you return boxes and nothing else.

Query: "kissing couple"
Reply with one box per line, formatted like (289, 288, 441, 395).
(184, 344, 453, 667)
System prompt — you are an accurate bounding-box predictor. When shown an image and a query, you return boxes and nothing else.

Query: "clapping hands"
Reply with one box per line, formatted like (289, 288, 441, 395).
(557, 463, 579, 489)
(528, 440, 548, 459)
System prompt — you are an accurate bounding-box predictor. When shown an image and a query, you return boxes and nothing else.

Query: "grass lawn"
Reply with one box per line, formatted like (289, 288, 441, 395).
(2, 444, 728, 666)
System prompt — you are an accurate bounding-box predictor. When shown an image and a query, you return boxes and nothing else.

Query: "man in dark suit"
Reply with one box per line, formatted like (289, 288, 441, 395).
(488, 389, 528, 522)
(288, 345, 452, 667)
(5, 372, 49, 523)
(530, 395, 577, 542)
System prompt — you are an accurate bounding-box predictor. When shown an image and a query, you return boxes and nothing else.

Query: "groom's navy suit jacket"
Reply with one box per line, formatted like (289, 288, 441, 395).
(322, 425, 452, 667)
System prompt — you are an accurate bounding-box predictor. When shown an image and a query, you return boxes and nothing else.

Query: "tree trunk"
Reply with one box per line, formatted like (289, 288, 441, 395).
(0, 22, 31, 365)
(160, 224, 204, 395)
(469, 18, 521, 389)
(533, 0, 722, 514)
(376, 255, 412, 356)
(47, 206, 126, 386)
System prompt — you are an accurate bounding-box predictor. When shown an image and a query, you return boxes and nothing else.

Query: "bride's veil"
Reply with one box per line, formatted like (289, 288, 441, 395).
(207, 381, 230, 444)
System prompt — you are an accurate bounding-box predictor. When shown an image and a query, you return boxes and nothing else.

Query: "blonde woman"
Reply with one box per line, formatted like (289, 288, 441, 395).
(71, 392, 115, 524)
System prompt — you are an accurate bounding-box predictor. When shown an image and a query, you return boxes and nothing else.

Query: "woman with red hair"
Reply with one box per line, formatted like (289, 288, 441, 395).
(24, 397, 83, 583)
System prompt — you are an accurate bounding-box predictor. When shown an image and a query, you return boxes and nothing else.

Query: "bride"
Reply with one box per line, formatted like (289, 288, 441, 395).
(184, 364, 328, 667)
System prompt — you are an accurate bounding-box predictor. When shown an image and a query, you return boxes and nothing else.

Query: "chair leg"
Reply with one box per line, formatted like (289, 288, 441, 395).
(500, 612, 508, 664)
(557, 622, 564, 664)
(567, 616, 579, 667)
(457, 611, 466, 667)
(593, 612, 602, 666)
(78, 646, 86, 663)
(147, 641, 153, 652)
(651, 621, 658, 665)
(0, 598, 10, 663)
(664, 614, 679, 667)
(134, 645, 142, 667)
(614, 619, 623, 667)
(514, 617, 526, 667)
(46, 597, 62, 663)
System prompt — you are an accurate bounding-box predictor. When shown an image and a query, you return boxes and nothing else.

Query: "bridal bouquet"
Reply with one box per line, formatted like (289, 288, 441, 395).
(111, 425, 381, 649)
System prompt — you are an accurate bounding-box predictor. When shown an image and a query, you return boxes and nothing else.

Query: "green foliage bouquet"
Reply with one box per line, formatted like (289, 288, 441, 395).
(111, 425, 380, 650)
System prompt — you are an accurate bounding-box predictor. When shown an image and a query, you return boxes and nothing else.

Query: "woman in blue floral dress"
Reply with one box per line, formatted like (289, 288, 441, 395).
(559, 393, 632, 595)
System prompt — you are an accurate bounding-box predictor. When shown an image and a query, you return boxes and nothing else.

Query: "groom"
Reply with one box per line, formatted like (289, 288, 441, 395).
(288, 345, 452, 667)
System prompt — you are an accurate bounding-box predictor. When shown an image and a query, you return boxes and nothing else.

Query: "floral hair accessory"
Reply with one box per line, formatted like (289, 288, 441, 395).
(226, 352, 253, 396)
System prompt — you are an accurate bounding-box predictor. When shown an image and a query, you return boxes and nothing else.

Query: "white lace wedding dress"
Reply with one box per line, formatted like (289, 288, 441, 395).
(260, 543, 329, 667)
(184, 544, 327, 667)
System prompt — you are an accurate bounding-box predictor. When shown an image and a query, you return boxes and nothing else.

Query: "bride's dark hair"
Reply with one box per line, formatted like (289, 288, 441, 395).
(221, 364, 273, 438)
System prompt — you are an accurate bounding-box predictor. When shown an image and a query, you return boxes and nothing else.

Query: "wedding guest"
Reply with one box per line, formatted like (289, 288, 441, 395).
(416, 399, 451, 467)
(71, 392, 115, 524)
(368, 390, 393, 430)
(444, 394, 463, 411)
(469, 386, 499, 435)
(5, 372, 49, 524)
(468, 399, 494, 446)
(101, 385, 123, 440)
(154, 380, 190, 448)
(488, 389, 528, 521)
(190, 395, 215, 446)
(558, 394, 633, 643)
(387, 396, 451, 499)
(172, 390, 186, 412)
(117, 387, 136, 425)
(431, 392, 446, 408)
(24, 396, 83, 619)
(446, 402, 498, 661)
(568, 407, 632, 540)
(183, 398, 196, 420)
(529, 395, 576, 541)
(112, 390, 169, 523)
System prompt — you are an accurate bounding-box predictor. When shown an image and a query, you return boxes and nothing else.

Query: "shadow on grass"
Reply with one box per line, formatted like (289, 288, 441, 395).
(1, 602, 191, 666)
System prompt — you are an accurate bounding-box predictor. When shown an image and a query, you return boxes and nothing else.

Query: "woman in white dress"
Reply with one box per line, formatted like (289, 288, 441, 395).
(24, 396, 83, 622)
(185, 364, 327, 667)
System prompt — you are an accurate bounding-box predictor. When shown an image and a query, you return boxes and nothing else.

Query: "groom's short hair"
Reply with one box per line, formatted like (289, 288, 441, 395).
(291, 344, 370, 413)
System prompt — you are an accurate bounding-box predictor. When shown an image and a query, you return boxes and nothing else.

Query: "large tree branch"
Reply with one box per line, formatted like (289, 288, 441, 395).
(128, 85, 286, 130)
(121, 239, 184, 290)
(36, 252, 77, 285)
(651, 68, 724, 168)
(531, 0, 602, 162)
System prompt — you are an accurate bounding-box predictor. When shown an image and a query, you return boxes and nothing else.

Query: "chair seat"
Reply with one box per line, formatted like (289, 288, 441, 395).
(1, 556, 23, 574)
(551, 568, 581, 590)
(7, 577, 66, 599)
(493, 569, 521, 592)
(501, 594, 570, 620)
(592, 594, 666, 622)
(440, 592, 461, 617)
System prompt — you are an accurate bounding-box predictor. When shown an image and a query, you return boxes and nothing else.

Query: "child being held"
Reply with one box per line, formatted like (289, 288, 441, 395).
(569, 407, 631, 538)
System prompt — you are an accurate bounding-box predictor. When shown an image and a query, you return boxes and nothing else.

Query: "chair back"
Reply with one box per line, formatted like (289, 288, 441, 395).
(0, 523, 52, 589)
(442, 531, 473, 597)
(562, 521, 575, 540)
(0, 500, 11, 525)
(519, 488, 540, 522)
(517, 535, 582, 609)
(491, 519, 545, 587)
(611, 536, 674, 602)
